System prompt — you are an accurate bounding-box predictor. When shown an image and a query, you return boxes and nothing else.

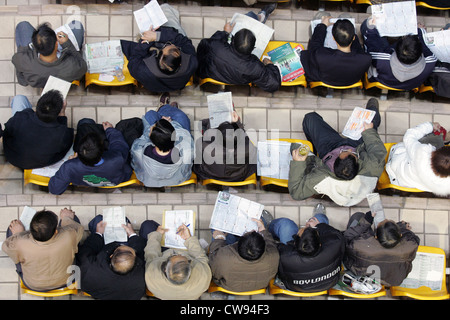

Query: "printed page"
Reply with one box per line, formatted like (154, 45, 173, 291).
(54, 24, 79, 51)
(310, 18, 356, 49)
(31, 146, 74, 178)
(162, 210, 195, 249)
(267, 43, 304, 82)
(41, 75, 72, 100)
(371, 0, 417, 37)
(134, 0, 168, 34)
(342, 107, 375, 140)
(20, 206, 37, 231)
(102, 207, 128, 245)
(257, 140, 292, 180)
(230, 13, 274, 59)
(207, 92, 234, 128)
(366, 193, 385, 230)
(209, 192, 264, 236)
(84, 40, 124, 74)
(424, 29, 450, 63)
(399, 252, 445, 291)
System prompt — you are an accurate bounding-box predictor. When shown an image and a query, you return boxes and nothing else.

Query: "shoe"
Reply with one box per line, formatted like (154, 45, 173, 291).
(260, 209, 274, 229)
(365, 98, 381, 130)
(340, 272, 382, 295)
(313, 203, 326, 215)
(258, 3, 277, 24)
(338, 13, 353, 19)
(158, 92, 170, 108)
(313, 11, 331, 21)
(170, 102, 179, 109)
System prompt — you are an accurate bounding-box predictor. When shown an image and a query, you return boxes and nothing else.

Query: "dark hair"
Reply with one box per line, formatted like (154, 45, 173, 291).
(32, 23, 57, 56)
(332, 19, 355, 47)
(237, 231, 266, 261)
(294, 227, 321, 256)
(36, 90, 64, 123)
(431, 147, 450, 178)
(77, 132, 104, 166)
(158, 47, 181, 75)
(30, 210, 58, 242)
(395, 35, 422, 65)
(334, 155, 359, 180)
(376, 220, 402, 248)
(232, 28, 256, 56)
(150, 119, 175, 152)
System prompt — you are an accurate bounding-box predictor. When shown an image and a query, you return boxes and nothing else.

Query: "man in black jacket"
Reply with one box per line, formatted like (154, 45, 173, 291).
(196, 5, 281, 93)
(3, 91, 74, 169)
(76, 215, 147, 300)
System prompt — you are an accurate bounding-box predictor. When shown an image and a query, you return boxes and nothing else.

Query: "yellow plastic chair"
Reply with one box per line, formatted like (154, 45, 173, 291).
(199, 77, 252, 88)
(416, 1, 450, 10)
(262, 41, 307, 88)
(309, 80, 363, 90)
(364, 73, 419, 99)
(419, 84, 434, 93)
(200, 173, 257, 187)
(376, 143, 425, 193)
(259, 139, 313, 189)
(208, 281, 267, 296)
(269, 279, 327, 297)
(390, 246, 450, 300)
(328, 285, 387, 299)
(20, 280, 78, 297)
(167, 173, 198, 188)
(72, 80, 80, 86)
(185, 76, 194, 87)
(146, 288, 154, 297)
(85, 56, 137, 88)
(354, 0, 372, 4)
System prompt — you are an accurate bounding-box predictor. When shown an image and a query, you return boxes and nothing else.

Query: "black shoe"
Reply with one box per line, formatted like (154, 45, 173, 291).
(158, 92, 170, 109)
(259, 3, 277, 23)
(365, 98, 381, 130)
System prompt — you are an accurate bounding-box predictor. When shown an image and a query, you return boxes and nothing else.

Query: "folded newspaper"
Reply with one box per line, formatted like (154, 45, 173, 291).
(84, 40, 124, 74)
(257, 140, 293, 180)
(162, 210, 195, 249)
(133, 0, 168, 34)
(102, 207, 128, 245)
(207, 92, 234, 128)
(370, 0, 418, 37)
(342, 107, 376, 140)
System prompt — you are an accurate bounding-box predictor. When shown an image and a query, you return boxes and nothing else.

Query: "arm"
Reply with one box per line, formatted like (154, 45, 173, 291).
(309, 23, 327, 51)
(59, 39, 88, 81)
(288, 155, 325, 200)
(361, 19, 391, 54)
(103, 123, 130, 161)
(343, 212, 373, 243)
(251, 62, 282, 93)
(77, 233, 104, 263)
(48, 161, 74, 195)
(403, 122, 434, 158)
(159, 27, 196, 56)
(357, 128, 387, 178)
(144, 231, 163, 268)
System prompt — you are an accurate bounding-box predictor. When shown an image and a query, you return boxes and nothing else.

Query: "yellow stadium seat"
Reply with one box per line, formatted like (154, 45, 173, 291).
(354, 0, 372, 4)
(72, 80, 80, 86)
(328, 285, 387, 299)
(376, 143, 425, 193)
(146, 288, 154, 297)
(259, 139, 313, 189)
(185, 76, 194, 87)
(199, 77, 251, 88)
(390, 246, 450, 300)
(262, 41, 307, 88)
(416, 1, 450, 10)
(309, 80, 363, 90)
(85, 56, 137, 88)
(419, 84, 434, 93)
(200, 173, 257, 187)
(363, 73, 407, 92)
(20, 280, 78, 297)
(208, 281, 267, 296)
(167, 173, 198, 187)
(269, 279, 327, 297)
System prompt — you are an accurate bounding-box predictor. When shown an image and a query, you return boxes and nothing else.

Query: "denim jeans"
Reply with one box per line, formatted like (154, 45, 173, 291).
(268, 218, 299, 244)
(144, 104, 191, 132)
(10, 95, 33, 117)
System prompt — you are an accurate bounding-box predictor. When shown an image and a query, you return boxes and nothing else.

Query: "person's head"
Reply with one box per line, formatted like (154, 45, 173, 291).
(431, 147, 450, 178)
(332, 19, 355, 48)
(36, 90, 64, 123)
(217, 121, 240, 149)
(334, 150, 359, 180)
(395, 35, 423, 65)
(32, 23, 57, 56)
(29, 210, 58, 242)
(158, 42, 181, 75)
(237, 231, 266, 261)
(110, 245, 137, 275)
(232, 28, 256, 56)
(294, 227, 321, 256)
(376, 219, 402, 248)
(149, 119, 175, 152)
(77, 132, 105, 166)
(162, 255, 192, 285)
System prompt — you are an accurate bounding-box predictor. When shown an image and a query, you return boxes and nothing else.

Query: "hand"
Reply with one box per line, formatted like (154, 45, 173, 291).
(368, 17, 377, 26)
(102, 121, 113, 130)
(401, 220, 412, 230)
(96, 221, 107, 234)
(56, 31, 69, 45)
(292, 148, 307, 162)
(122, 223, 135, 237)
(68, 152, 78, 160)
(156, 225, 168, 235)
(60, 208, 75, 220)
(161, 116, 172, 122)
(176, 224, 191, 241)
(58, 100, 67, 117)
(224, 22, 235, 33)
(141, 26, 158, 43)
(363, 121, 374, 131)
(252, 218, 265, 232)
(212, 230, 226, 239)
(263, 58, 273, 65)
(305, 217, 319, 228)
(9, 219, 25, 235)
(231, 110, 240, 123)
(432, 122, 442, 132)
(321, 15, 332, 27)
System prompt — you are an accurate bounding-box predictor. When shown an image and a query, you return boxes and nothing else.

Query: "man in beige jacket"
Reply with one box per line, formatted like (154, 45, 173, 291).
(2, 208, 84, 291)
(143, 220, 211, 300)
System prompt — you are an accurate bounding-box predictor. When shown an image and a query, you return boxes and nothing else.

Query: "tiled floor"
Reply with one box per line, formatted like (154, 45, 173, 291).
(0, 0, 448, 301)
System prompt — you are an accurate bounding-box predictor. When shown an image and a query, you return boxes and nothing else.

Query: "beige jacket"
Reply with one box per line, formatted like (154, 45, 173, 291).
(2, 217, 84, 291)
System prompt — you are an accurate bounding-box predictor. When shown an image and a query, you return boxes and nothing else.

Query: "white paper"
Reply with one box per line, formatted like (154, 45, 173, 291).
(424, 29, 450, 63)
(41, 75, 72, 100)
(162, 210, 195, 249)
(366, 193, 385, 230)
(54, 24, 79, 51)
(230, 13, 274, 59)
(342, 107, 376, 140)
(20, 206, 37, 231)
(133, 0, 168, 34)
(207, 92, 234, 128)
(257, 140, 293, 180)
(399, 251, 445, 291)
(371, 0, 418, 37)
(102, 207, 128, 245)
(98, 73, 115, 82)
(310, 18, 356, 49)
(84, 40, 124, 74)
(209, 192, 264, 236)
(31, 146, 74, 178)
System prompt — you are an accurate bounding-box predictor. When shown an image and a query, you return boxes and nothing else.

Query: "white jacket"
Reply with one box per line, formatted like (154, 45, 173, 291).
(386, 122, 450, 196)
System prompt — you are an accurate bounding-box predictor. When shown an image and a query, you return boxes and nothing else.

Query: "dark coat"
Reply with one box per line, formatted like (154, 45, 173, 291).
(196, 30, 281, 93)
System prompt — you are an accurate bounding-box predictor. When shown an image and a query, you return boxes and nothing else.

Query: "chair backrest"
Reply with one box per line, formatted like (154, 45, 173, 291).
(309, 80, 363, 90)
(208, 281, 267, 296)
(269, 279, 327, 297)
(328, 285, 387, 299)
(20, 280, 78, 297)
(201, 173, 257, 187)
(416, 1, 450, 9)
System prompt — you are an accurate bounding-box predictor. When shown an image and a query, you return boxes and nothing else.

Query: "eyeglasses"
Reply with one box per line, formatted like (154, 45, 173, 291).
(339, 148, 359, 159)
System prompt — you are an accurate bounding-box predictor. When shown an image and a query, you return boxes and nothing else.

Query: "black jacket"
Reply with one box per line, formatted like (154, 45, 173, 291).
(3, 108, 74, 169)
(196, 30, 281, 93)
(300, 23, 372, 86)
(76, 233, 146, 300)
(121, 27, 197, 93)
(276, 224, 345, 292)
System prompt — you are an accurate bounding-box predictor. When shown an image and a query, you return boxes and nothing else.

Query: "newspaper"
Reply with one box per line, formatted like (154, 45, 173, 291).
(162, 210, 195, 249)
(41, 76, 72, 100)
(20, 206, 37, 231)
(342, 107, 376, 140)
(31, 146, 74, 178)
(54, 24, 79, 51)
(310, 18, 356, 49)
(133, 0, 168, 34)
(102, 207, 128, 245)
(424, 29, 450, 64)
(398, 251, 445, 291)
(209, 191, 264, 236)
(207, 92, 234, 128)
(229, 13, 274, 59)
(83, 40, 124, 74)
(257, 140, 292, 180)
(267, 43, 304, 82)
(371, 0, 417, 37)
(366, 193, 385, 230)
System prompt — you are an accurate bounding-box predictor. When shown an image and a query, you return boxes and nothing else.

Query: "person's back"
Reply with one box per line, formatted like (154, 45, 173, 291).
(3, 91, 74, 169)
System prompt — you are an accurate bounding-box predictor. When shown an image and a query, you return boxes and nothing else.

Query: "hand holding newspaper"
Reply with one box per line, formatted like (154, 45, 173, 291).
(102, 207, 128, 245)
(162, 210, 195, 249)
(342, 107, 376, 140)
(133, 0, 168, 34)
(370, 0, 418, 37)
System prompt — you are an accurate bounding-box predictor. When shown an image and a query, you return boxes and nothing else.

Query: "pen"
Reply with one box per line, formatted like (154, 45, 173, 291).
(176, 223, 190, 234)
